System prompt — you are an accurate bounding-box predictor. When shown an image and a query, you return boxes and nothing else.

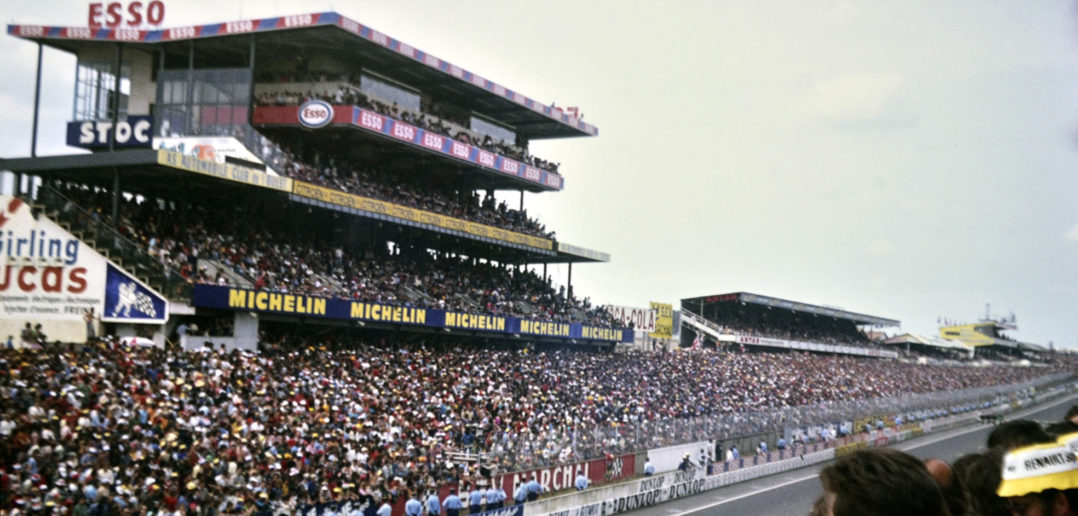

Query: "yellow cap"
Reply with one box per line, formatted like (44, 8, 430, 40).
(997, 438, 1078, 498)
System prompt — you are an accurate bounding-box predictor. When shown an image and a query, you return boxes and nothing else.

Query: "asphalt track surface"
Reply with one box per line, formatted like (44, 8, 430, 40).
(622, 392, 1078, 516)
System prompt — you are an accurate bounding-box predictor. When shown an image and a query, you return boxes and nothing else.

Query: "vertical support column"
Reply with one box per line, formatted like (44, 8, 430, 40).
(519, 190, 524, 211)
(111, 168, 120, 228)
(109, 43, 123, 224)
(30, 42, 43, 158)
(247, 35, 257, 126)
(109, 43, 123, 151)
(567, 262, 573, 301)
(233, 312, 260, 351)
(186, 41, 195, 135)
(542, 262, 547, 283)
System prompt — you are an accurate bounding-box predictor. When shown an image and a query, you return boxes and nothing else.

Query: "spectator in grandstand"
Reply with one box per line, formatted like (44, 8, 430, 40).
(1067, 406, 1078, 425)
(644, 457, 655, 476)
(816, 449, 950, 516)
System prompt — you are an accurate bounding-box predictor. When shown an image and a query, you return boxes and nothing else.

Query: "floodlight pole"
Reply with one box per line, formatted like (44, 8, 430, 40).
(31, 42, 43, 158)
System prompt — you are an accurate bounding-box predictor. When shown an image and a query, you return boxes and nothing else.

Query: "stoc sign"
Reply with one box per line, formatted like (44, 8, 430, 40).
(89, 1, 166, 28)
(298, 100, 334, 129)
(66, 117, 153, 149)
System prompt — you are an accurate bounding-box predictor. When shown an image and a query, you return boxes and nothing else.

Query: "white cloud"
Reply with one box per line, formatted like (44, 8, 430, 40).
(867, 238, 895, 256)
(806, 72, 917, 129)
(1065, 223, 1078, 242)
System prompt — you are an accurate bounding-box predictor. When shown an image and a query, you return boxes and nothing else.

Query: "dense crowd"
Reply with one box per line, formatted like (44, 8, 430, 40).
(266, 145, 555, 239)
(252, 71, 561, 173)
(2, 336, 1072, 515)
(48, 185, 613, 328)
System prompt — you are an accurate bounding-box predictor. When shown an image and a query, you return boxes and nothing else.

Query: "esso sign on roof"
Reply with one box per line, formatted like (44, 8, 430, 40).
(298, 100, 334, 129)
(89, 1, 165, 28)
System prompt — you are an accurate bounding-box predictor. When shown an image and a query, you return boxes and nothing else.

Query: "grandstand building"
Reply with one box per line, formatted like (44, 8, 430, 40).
(680, 292, 900, 358)
(1, 11, 630, 348)
(938, 315, 1048, 360)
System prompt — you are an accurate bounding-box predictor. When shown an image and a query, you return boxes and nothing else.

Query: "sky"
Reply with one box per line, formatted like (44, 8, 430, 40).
(0, 1, 1076, 348)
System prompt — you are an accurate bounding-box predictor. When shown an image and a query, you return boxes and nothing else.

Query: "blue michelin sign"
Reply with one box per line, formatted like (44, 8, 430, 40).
(192, 285, 631, 343)
(66, 116, 153, 149)
(103, 263, 168, 324)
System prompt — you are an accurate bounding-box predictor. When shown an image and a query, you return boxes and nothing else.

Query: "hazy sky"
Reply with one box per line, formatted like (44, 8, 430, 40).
(1, 1, 1076, 348)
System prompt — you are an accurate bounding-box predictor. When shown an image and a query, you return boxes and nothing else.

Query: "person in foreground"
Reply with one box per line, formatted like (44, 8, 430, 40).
(813, 448, 951, 516)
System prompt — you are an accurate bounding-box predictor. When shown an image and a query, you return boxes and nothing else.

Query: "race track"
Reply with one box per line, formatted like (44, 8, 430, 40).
(622, 393, 1077, 516)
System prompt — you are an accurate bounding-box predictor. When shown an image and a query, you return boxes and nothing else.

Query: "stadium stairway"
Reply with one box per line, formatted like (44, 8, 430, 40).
(681, 308, 730, 343)
(29, 186, 191, 301)
(196, 258, 254, 288)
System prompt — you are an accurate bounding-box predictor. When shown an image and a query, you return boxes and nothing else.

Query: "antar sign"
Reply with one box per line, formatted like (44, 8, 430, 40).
(89, 1, 165, 28)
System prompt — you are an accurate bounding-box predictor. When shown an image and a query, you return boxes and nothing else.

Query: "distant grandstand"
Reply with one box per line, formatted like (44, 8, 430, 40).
(680, 292, 900, 358)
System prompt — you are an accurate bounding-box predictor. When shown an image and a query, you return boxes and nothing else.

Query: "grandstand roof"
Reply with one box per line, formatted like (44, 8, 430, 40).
(681, 292, 900, 327)
(0, 151, 608, 264)
(7, 12, 595, 139)
(883, 333, 971, 352)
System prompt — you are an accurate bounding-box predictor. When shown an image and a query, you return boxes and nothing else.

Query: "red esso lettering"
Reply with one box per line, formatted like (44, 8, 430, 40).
(304, 106, 328, 119)
(1, 267, 87, 294)
(89, 1, 164, 28)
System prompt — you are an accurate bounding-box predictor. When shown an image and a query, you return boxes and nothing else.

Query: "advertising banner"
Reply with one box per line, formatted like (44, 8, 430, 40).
(102, 263, 167, 324)
(494, 454, 634, 497)
(66, 116, 153, 149)
(251, 106, 565, 191)
(0, 197, 103, 321)
(605, 305, 655, 332)
(158, 150, 292, 192)
(153, 136, 265, 165)
(0, 196, 169, 342)
(291, 181, 552, 251)
(649, 302, 673, 339)
(192, 285, 632, 343)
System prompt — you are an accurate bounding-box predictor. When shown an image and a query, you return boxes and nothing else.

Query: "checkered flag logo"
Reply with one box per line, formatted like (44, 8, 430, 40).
(113, 281, 157, 318)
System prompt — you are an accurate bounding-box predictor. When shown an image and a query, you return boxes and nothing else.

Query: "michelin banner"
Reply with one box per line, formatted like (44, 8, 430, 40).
(192, 285, 632, 343)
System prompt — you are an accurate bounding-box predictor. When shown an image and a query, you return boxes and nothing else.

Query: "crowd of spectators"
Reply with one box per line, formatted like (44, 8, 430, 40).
(1, 336, 1073, 515)
(48, 185, 612, 328)
(252, 70, 561, 173)
(268, 145, 555, 240)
